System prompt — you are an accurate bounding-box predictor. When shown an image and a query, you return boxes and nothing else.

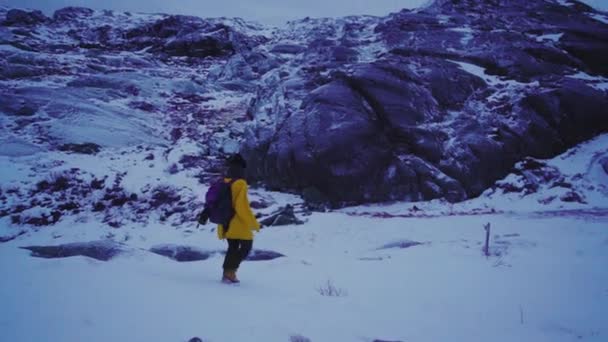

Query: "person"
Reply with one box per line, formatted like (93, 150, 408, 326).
(217, 154, 260, 284)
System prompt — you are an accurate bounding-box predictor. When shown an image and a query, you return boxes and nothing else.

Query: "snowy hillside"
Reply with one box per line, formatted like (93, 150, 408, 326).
(1, 135, 607, 342)
(1, 1, 608, 341)
(1, 0, 608, 211)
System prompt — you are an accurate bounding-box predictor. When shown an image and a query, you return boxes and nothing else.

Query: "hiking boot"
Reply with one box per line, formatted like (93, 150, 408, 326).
(222, 270, 239, 284)
(221, 270, 232, 283)
(230, 269, 240, 283)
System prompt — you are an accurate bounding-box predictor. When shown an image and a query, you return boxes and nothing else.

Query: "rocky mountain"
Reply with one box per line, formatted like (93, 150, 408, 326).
(241, 0, 608, 206)
(1, 0, 607, 216)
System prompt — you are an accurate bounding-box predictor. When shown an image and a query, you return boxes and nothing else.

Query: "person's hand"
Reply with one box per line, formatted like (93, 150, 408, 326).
(197, 209, 209, 225)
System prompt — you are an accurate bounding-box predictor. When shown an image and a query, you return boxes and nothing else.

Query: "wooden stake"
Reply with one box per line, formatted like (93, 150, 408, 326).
(484, 223, 491, 257)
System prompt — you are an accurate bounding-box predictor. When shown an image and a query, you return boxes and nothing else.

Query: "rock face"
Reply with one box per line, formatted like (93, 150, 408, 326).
(242, 0, 608, 206)
(0, 1, 607, 210)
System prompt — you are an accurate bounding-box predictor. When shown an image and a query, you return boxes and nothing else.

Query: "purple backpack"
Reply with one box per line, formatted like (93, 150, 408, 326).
(205, 179, 237, 227)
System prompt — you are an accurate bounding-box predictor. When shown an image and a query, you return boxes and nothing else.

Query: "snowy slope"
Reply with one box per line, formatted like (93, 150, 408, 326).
(1, 134, 607, 342)
(1, 200, 607, 342)
(0, 3, 607, 341)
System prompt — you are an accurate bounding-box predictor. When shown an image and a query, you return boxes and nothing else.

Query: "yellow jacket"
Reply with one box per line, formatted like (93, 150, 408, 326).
(217, 178, 260, 240)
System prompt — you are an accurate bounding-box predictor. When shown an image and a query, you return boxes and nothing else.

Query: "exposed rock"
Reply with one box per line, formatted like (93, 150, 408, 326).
(522, 80, 608, 147)
(601, 157, 608, 175)
(149, 186, 181, 208)
(250, 199, 272, 209)
(2, 9, 48, 26)
(0, 230, 26, 243)
(271, 44, 306, 54)
(1, 0, 606, 210)
(377, 240, 424, 250)
(260, 205, 304, 226)
(494, 157, 565, 195)
(0, 95, 39, 115)
(125, 15, 208, 40)
(162, 29, 235, 57)
(560, 191, 587, 204)
(58, 143, 101, 155)
(148, 244, 284, 262)
(0, 63, 50, 80)
(149, 245, 212, 262)
(123, 16, 257, 57)
(243, 0, 608, 206)
(20, 240, 126, 261)
(128, 101, 157, 112)
(53, 7, 94, 22)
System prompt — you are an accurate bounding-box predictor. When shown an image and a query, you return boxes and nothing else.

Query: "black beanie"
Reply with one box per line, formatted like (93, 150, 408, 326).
(227, 153, 247, 169)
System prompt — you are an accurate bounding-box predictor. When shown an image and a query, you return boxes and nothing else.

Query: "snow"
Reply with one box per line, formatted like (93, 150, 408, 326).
(1, 210, 607, 341)
(437, 14, 451, 24)
(0, 138, 42, 157)
(0, 156, 33, 184)
(448, 26, 474, 45)
(589, 13, 608, 24)
(535, 33, 563, 42)
(0, 5, 607, 341)
(567, 72, 608, 91)
(555, 0, 575, 7)
(1, 133, 608, 341)
(448, 60, 537, 90)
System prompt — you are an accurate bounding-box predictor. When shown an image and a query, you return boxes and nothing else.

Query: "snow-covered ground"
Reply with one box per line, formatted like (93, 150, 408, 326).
(1, 134, 607, 342)
(1, 207, 607, 342)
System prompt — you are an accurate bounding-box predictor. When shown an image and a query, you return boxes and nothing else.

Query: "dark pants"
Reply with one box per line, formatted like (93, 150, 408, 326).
(223, 239, 252, 270)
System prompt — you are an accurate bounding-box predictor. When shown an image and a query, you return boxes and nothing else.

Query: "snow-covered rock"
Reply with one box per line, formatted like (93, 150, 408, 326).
(243, 0, 608, 206)
(0, 0, 607, 219)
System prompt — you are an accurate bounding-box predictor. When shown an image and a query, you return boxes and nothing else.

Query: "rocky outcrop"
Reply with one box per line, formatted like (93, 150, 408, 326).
(260, 205, 305, 226)
(53, 7, 94, 21)
(242, 0, 608, 206)
(0, 1, 607, 211)
(2, 9, 48, 26)
(124, 16, 252, 57)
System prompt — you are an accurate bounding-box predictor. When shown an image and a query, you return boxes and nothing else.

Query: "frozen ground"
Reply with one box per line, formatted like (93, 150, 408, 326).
(1, 2, 607, 341)
(1, 135, 607, 342)
(1, 210, 607, 342)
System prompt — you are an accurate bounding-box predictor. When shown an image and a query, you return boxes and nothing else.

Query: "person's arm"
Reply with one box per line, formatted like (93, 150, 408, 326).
(233, 180, 260, 231)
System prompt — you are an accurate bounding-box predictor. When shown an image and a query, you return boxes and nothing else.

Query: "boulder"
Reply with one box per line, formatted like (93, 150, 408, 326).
(260, 205, 304, 226)
(53, 7, 94, 21)
(2, 9, 48, 26)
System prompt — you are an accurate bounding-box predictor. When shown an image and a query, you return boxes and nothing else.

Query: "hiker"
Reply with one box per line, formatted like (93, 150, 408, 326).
(217, 154, 260, 283)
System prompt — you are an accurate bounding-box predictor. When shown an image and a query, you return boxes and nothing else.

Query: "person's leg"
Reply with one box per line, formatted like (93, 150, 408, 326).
(223, 239, 239, 272)
(232, 240, 253, 280)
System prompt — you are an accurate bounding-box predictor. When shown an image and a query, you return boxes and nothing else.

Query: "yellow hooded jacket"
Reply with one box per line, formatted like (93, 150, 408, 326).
(217, 178, 260, 240)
